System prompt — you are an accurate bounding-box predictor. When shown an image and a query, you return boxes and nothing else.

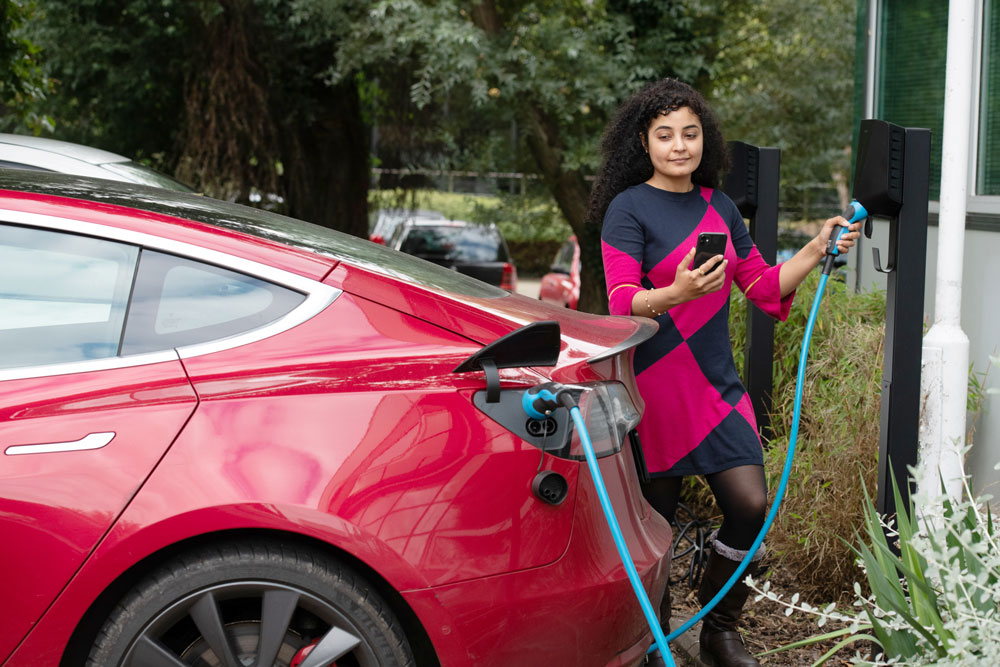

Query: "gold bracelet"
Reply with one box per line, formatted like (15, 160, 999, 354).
(644, 289, 663, 316)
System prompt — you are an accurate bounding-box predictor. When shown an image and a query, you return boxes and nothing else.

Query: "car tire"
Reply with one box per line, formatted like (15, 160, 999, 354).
(87, 540, 415, 667)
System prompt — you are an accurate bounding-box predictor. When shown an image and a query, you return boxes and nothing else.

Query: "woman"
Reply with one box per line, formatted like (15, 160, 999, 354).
(589, 78, 859, 667)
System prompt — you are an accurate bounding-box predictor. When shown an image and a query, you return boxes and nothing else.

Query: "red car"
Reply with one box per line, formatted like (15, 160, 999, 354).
(539, 235, 581, 310)
(0, 172, 670, 667)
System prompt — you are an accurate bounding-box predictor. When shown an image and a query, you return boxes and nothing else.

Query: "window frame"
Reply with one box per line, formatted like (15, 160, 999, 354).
(969, 0, 1000, 215)
(0, 209, 340, 382)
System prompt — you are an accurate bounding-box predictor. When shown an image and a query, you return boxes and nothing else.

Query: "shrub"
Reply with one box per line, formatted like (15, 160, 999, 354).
(749, 464, 1000, 665)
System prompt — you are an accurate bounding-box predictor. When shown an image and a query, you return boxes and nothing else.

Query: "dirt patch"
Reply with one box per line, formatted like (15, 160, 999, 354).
(667, 553, 863, 666)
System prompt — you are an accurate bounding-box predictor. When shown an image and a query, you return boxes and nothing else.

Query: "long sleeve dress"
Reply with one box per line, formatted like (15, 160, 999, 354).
(601, 183, 794, 477)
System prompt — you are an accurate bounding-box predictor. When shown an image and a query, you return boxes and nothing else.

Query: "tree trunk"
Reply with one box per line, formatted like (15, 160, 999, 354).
(522, 105, 607, 314)
(280, 79, 369, 238)
(469, 2, 606, 313)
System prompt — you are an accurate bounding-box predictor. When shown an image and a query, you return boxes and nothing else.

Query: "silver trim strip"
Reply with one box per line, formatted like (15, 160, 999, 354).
(0, 350, 179, 382)
(6, 431, 115, 456)
(0, 208, 342, 381)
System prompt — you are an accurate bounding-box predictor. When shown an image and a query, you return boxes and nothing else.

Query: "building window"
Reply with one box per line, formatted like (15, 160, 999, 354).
(979, 0, 1000, 196)
(875, 0, 949, 201)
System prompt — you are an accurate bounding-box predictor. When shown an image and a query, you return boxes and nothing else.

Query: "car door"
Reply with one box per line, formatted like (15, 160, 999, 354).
(0, 223, 198, 661)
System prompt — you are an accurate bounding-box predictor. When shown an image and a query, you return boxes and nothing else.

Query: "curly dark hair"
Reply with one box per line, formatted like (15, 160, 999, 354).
(587, 78, 729, 227)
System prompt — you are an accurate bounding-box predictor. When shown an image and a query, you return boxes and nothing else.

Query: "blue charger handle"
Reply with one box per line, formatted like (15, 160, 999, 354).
(822, 200, 867, 274)
(522, 384, 564, 420)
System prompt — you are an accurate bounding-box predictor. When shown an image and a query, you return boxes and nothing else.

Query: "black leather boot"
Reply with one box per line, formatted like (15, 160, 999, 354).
(696, 540, 762, 667)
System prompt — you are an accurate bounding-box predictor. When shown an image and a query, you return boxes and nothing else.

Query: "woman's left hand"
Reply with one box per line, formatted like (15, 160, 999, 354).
(816, 215, 862, 256)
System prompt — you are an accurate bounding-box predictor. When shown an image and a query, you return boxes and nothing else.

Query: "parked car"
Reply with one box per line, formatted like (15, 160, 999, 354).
(540, 235, 581, 309)
(0, 171, 670, 667)
(0, 133, 194, 192)
(368, 207, 446, 245)
(388, 216, 518, 292)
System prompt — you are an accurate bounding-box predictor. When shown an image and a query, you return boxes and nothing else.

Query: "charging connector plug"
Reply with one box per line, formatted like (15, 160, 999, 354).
(822, 200, 868, 275)
(522, 382, 578, 419)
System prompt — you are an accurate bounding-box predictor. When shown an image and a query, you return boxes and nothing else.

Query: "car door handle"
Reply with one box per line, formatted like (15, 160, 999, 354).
(5, 431, 116, 456)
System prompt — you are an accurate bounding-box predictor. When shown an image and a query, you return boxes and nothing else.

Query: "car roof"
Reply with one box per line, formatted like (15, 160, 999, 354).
(0, 171, 510, 296)
(0, 133, 130, 165)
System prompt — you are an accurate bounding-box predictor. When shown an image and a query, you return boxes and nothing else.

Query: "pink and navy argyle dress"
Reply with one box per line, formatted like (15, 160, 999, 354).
(601, 184, 794, 477)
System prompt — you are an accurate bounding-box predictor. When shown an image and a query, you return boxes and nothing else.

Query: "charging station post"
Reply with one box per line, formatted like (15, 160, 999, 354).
(724, 142, 781, 442)
(851, 119, 931, 521)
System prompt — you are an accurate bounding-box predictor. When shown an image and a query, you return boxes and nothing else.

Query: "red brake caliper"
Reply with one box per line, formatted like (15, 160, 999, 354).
(290, 640, 330, 667)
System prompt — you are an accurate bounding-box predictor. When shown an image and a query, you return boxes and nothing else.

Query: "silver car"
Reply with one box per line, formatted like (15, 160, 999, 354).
(0, 133, 193, 193)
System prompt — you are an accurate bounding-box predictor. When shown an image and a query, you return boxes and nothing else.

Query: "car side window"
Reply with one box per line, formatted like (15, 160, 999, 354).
(121, 250, 305, 355)
(0, 224, 138, 369)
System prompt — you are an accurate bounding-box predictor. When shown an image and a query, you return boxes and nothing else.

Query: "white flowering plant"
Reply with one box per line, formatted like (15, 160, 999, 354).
(747, 464, 1000, 666)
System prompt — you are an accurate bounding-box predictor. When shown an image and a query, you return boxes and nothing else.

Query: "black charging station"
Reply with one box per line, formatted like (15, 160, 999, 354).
(724, 141, 781, 442)
(726, 124, 930, 523)
(851, 119, 931, 520)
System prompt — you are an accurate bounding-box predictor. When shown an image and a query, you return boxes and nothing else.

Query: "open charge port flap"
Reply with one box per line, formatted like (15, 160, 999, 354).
(473, 389, 574, 459)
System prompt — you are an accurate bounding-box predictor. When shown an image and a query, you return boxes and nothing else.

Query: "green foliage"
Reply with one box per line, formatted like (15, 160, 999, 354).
(466, 191, 571, 275)
(369, 188, 499, 225)
(750, 465, 1000, 665)
(25, 0, 200, 164)
(710, 0, 856, 215)
(0, 0, 53, 133)
(328, 0, 717, 153)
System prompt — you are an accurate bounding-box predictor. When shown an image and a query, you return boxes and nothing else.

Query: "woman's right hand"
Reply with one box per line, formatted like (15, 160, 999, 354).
(672, 247, 727, 301)
(633, 247, 728, 317)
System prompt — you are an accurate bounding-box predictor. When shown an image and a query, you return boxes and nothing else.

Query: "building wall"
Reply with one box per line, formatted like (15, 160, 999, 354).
(847, 219, 1000, 497)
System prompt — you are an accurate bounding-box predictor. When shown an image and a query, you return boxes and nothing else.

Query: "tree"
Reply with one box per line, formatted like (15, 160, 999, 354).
(708, 0, 857, 215)
(26, 0, 370, 237)
(0, 0, 53, 133)
(324, 0, 727, 313)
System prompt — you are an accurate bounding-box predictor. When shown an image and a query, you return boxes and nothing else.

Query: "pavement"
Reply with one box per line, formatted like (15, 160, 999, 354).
(664, 614, 705, 665)
(516, 277, 541, 299)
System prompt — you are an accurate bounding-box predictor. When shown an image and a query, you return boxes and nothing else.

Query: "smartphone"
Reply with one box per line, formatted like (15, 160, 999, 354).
(691, 232, 727, 273)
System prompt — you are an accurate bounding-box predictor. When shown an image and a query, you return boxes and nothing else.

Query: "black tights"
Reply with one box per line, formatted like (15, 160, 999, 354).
(641, 465, 767, 552)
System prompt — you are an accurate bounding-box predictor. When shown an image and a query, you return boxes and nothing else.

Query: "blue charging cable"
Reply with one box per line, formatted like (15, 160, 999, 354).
(524, 385, 676, 665)
(521, 200, 867, 664)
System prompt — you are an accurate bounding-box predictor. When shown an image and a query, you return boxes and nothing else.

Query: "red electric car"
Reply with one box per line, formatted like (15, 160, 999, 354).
(0, 171, 670, 667)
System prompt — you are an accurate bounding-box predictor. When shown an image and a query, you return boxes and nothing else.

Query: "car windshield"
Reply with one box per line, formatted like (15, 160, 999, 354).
(551, 240, 575, 272)
(0, 173, 508, 299)
(400, 225, 508, 263)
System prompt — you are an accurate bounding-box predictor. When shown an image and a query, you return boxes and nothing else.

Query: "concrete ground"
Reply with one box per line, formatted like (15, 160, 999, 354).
(515, 276, 541, 299)
(664, 614, 705, 665)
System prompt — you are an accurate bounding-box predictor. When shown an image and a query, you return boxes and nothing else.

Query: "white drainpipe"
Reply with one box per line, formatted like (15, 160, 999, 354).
(918, 0, 975, 504)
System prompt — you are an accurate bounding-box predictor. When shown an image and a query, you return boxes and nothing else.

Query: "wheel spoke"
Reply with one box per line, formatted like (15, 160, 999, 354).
(189, 591, 241, 667)
(296, 626, 363, 667)
(254, 589, 300, 667)
(126, 635, 190, 667)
